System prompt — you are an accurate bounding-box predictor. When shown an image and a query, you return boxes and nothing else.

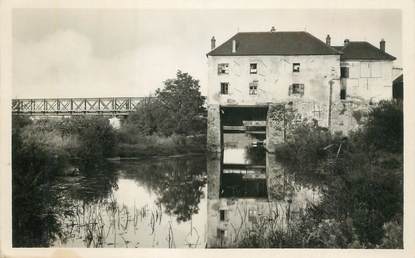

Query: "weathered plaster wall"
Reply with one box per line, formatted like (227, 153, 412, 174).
(330, 100, 371, 134)
(341, 60, 393, 102)
(266, 99, 331, 151)
(207, 104, 221, 152)
(265, 98, 370, 149)
(207, 55, 341, 106)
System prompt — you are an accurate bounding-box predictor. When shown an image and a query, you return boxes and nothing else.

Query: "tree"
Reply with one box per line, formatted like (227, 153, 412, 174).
(155, 70, 206, 136)
(363, 100, 403, 153)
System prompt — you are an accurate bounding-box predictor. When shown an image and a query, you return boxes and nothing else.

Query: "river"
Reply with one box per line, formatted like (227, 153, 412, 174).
(48, 155, 207, 248)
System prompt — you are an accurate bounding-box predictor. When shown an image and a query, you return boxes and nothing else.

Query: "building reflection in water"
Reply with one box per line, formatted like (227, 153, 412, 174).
(207, 132, 321, 248)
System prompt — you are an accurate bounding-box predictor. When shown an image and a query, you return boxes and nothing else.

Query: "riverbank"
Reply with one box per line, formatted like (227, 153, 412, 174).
(107, 152, 205, 162)
(116, 134, 206, 158)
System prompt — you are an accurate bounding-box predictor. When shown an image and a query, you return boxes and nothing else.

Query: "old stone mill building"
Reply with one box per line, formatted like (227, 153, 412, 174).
(206, 28, 397, 247)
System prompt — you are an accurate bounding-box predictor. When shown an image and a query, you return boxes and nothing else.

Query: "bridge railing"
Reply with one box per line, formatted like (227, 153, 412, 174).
(12, 97, 148, 114)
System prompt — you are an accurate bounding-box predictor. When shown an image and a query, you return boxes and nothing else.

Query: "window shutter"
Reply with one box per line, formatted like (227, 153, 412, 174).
(288, 84, 293, 96)
(300, 84, 305, 96)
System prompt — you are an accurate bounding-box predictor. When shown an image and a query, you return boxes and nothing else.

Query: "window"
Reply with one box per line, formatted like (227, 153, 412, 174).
(371, 62, 381, 77)
(250, 63, 257, 74)
(293, 63, 300, 72)
(249, 80, 258, 95)
(341, 67, 349, 78)
(220, 82, 229, 95)
(340, 89, 346, 100)
(340, 81, 347, 100)
(360, 62, 370, 78)
(289, 83, 304, 96)
(218, 63, 229, 75)
(217, 229, 226, 238)
(220, 210, 226, 221)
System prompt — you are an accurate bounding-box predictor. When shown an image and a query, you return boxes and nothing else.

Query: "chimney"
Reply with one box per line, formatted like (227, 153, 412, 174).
(344, 39, 350, 46)
(232, 39, 236, 53)
(326, 34, 331, 46)
(211, 36, 216, 50)
(380, 38, 385, 52)
(270, 26, 276, 32)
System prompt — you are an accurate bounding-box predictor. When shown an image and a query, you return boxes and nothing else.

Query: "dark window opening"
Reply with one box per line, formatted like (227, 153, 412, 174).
(340, 89, 346, 100)
(289, 83, 304, 96)
(220, 82, 229, 95)
(220, 210, 226, 221)
(249, 80, 258, 95)
(250, 63, 257, 74)
(293, 63, 300, 72)
(341, 67, 349, 78)
(218, 63, 229, 75)
(217, 229, 226, 238)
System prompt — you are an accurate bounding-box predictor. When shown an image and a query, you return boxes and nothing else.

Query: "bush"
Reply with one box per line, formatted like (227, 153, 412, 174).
(266, 100, 403, 248)
(274, 123, 335, 175)
(65, 116, 118, 160)
(12, 116, 68, 246)
(364, 100, 403, 153)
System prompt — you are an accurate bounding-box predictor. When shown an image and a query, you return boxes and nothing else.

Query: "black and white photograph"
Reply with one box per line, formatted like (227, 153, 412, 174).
(1, 1, 414, 257)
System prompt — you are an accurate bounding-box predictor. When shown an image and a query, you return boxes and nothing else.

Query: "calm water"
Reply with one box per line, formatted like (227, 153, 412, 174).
(50, 156, 207, 248)
(207, 133, 322, 248)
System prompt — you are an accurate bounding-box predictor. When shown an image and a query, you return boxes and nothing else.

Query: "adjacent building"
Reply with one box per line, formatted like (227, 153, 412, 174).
(334, 39, 396, 102)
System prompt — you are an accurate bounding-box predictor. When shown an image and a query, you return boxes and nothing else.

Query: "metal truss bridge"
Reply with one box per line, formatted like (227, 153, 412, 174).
(12, 97, 149, 116)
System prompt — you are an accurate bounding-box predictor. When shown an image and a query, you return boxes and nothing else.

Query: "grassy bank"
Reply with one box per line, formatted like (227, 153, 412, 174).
(12, 115, 207, 160)
(116, 133, 206, 158)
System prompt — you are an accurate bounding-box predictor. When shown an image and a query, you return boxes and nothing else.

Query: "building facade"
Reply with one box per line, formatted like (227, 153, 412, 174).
(205, 30, 396, 248)
(334, 39, 396, 102)
(206, 30, 396, 152)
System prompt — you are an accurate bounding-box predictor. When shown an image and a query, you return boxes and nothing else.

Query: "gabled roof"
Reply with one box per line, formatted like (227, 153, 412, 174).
(333, 42, 396, 61)
(207, 31, 341, 56)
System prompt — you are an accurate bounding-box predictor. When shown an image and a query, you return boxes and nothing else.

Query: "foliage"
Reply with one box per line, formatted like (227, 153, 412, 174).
(243, 100, 404, 249)
(379, 220, 403, 248)
(12, 116, 67, 247)
(120, 97, 160, 137)
(12, 115, 119, 246)
(123, 70, 206, 138)
(119, 156, 207, 222)
(156, 70, 206, 136)
(274, 123, 334, 175)
(116, 134, 206, 157)
(65, 116, 118, 160)
(363, 100, 403, 153)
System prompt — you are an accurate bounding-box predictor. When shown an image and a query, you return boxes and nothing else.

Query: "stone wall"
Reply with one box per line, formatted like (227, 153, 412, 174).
(330, 99, 371, 135)
(265, 98, 370, 153)
(207, 104, 221, 153)
(266, 99, 330, 152)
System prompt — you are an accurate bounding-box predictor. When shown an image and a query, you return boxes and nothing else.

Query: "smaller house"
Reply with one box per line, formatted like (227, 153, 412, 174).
(333, 39, 396, 102)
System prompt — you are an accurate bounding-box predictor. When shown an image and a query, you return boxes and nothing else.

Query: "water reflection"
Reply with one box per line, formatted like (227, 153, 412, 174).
(57, 161, 119, 204)
(221, 133, 267, 199)
(207, 133, 321, 248)
(14, 155, 207, 248)
(116, 157, 207, 222)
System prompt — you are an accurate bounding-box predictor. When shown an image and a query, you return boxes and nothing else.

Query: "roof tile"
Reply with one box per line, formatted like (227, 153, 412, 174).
(333, 42, 396, 61)
(208, 31, 341, 56)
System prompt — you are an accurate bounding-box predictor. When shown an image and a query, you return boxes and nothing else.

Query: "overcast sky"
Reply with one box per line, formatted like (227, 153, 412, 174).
(12, 9, 401, 98)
